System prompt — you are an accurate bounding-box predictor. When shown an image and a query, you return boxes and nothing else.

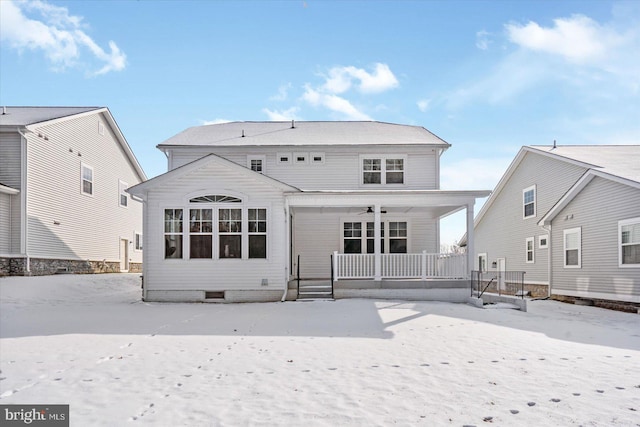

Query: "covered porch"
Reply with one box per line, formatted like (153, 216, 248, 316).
(284, 189, 489, 300)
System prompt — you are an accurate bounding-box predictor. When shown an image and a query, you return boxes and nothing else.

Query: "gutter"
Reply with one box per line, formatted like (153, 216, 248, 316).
(16, 127, 31, 273)
(281, 199, 291, 302)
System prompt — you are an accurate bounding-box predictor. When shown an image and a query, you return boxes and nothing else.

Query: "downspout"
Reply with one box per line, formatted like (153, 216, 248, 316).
(541, 223, 552, 297)
(16, 127, 30, 274)
(281, 199, 291, 302)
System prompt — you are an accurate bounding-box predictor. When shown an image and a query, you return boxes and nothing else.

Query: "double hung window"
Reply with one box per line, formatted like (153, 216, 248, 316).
(248, 209, 267, 259)
(523, 185, 536, 218)
(164, 209, 183, 259)
(564, 227, 581, 268)
(190, 209, 213, 258)
(81, 163, 93, 195)
(525, 237, 535, 263)
(219, 208, 242, 258)
(620, 218, 640, 266)
(362, 156, 404, 185)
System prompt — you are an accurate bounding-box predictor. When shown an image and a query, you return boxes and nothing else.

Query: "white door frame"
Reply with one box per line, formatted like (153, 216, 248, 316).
(496, 257, 506, 293)
(120, 238, 129, 272)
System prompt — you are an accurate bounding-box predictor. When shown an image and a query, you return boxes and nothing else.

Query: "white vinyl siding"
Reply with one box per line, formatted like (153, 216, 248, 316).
(24, 112, 144, 264)
(525, 237, 535, 263)
(564, 228, 581, 268)
(474, 152, 587, 283)
(168, 146, 439, 190)
(551, 177, 640, 303)
(619, 217, 640, 267)
(142, 159, 288, 293)
(0, 132, 22, 254)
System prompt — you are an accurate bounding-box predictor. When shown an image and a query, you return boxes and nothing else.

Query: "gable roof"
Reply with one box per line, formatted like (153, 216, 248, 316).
(0, 106, 146, 182)
(0, 106, 101, 127)
(157, 121, 451, 149)
(127, 153, 300, 198)
(459, 144, 640, 245)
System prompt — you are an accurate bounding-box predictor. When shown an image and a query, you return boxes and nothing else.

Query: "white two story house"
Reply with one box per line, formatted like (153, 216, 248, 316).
(127, 121, 489, 302)
(0, 107, 146, 276)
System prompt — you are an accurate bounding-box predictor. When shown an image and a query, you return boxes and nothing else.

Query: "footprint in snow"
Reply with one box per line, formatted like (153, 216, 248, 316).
(573, 393, 581, 396)
(527, 402, 536, 407)
(551, 398, 561, 402)
(440, 362, 449, 365)
(596, 390, 604, 393)
(510, 410, 519, 414)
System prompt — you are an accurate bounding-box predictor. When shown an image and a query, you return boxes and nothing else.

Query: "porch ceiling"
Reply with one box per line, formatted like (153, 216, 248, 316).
(291, 205, 465, 219)
(285, 190, 490, 218)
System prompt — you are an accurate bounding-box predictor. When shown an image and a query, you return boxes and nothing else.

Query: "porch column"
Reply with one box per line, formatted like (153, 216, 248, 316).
(466, 203, 475, 279)
(374, 204, 382, 281)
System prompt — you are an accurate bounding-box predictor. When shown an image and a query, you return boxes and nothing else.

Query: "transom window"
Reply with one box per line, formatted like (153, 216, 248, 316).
(620, 217, 640, 266)
(523, 185, 536, 218)
(362, 156, 405, 185)
(81, 163, 93, 195)
(190, 195, 242, 203)
(564, 227, 581, 268)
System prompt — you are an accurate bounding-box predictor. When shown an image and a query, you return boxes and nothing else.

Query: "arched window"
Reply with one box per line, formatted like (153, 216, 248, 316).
(190, 195, 242, 203)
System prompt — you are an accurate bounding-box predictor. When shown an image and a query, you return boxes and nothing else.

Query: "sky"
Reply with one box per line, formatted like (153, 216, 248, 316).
(1, 0, 639, 245)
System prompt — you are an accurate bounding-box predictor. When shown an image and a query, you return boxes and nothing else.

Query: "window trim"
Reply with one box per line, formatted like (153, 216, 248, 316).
(478, 253, 487, 272)
(310, 152, 325, 165)
(247, 155, 266, 174)
(563, 227, 581, 268)
(523, 185, 536, 219)
(81, 163, 94, 196)
(525, 237, 535, 263)
(277, 152, 291, 164)
(134, 232, 143, 251)
(538, 234, 549, 249)
(360, 154, 407, 186)
(119, 180, 128, 208)
(619, 217, 640, 268)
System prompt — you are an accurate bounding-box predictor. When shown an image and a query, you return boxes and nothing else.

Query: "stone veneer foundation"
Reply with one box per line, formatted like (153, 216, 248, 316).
(0, 257, 142, 276)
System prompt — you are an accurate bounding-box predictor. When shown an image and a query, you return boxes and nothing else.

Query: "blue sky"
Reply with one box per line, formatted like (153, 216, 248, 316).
(1, 0, 639, 245)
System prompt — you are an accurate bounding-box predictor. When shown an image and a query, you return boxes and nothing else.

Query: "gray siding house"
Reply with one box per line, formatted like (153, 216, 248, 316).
(128, 121, 490, 303)
(0, 107, 146, 275)
(469, 145, 640, 304)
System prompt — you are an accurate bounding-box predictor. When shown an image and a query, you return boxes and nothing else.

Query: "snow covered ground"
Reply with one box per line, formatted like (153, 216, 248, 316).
(1, 274, 639, 426)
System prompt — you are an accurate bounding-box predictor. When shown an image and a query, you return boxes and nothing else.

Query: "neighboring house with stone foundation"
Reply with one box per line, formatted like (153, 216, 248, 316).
(0, 107, 146, 276)
(463, 145, 640, 305)
(127, 121, 489, 303)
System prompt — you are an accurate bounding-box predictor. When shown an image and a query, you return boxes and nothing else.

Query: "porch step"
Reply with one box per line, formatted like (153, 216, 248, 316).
(297, 281, 333, 300)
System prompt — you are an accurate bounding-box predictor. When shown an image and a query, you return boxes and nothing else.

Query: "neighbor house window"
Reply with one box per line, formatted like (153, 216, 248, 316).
(563, 227, 581, 268)
(135, 232, 143, 251)
(189, 208, 213, 259)
(619, 217, 640, 267)
(248, 208, 267, 258)
(478, 253, 487, 272)
(523, 185, 536, 218)
(538, 234, 549, 249)
(81, 163, 93, 195)
(388, 222, 408, 253)
(98, 121, 105, 135)
(362, 156, 405, 185)
(343, 222, 362, 253)
(247, 156, 266, 174)
(526, 237, 535, 263)
(164, 209, 183, 259)
(119, 180, 128, 207)
(219, 208, 241, 258)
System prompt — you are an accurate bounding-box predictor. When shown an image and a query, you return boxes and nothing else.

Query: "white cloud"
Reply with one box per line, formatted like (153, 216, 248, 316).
(262, 107, 300, 121)
(0, 0, 126, 76)
(475, 30, 491, 50)
(322, 63, 399, 94)
(417, 99, 431, 112)
(269, 83, 292, 101)
(201, 118, 232, 125)
(506, 15, 618, 64)
(303, 85, 372, 120)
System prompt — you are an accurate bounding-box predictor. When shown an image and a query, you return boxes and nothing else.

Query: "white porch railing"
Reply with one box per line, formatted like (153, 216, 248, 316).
(333, 251, 467, 281)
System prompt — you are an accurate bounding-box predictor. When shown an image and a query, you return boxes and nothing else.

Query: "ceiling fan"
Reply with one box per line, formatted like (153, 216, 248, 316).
(358, 206, 388, 215)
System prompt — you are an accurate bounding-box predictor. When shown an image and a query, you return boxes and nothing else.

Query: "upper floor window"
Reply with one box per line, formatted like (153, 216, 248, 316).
(247, 156, 265, 174)
(119, 180, 128, 207)
(311, 152, 325, 165)
(135, 232, 143, 251)
(362, 156, 405, 185)
(563, 227, 581, 268)
(81, 163, 93, 196)
(277, 153, 291, 164)
(619, 217, 640, 267)
(523, 185, 536, 218)
(538, 234, 549, 249)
